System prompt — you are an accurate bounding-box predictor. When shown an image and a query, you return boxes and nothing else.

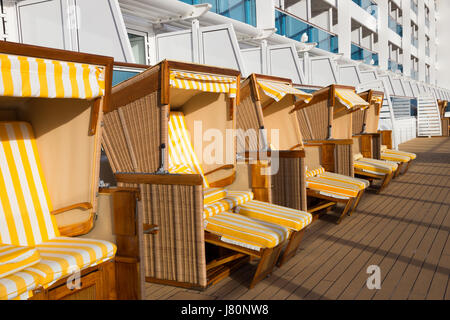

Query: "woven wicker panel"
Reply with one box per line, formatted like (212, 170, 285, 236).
(271, 157, 307, 211)
(334, 143, 354, 177)
(295, 109, 312, 141)
(352, 110, 364, 135)
(103, 91, 163, 174)
(236, 95, 262, 152)
(140, 183, 206, 287)
(296, 100, 328, 141)
(372, 134, 382, 159)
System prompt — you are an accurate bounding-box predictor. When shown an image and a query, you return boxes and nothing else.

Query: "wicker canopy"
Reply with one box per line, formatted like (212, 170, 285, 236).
(353, 90, 384, 135)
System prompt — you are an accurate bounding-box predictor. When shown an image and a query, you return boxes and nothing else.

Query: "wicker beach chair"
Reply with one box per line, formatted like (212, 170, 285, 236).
(289, 84, 376, 222)
(0, 42, 116, 300)
(237, 77, 369, 226)
(102, 61, 312, 292)
(355, 90, 416, 176)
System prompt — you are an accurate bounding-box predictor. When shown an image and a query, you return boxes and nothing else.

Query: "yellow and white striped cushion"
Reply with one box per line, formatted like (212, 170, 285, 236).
(0, 54, 105, 99)
(203, 200, 231, 219)
(306, 176, 361, 199)
(318, 171, 370, 189)
(203, 188, 227, 207)
(0, 270, 40, 300)
(236, 200, 312, 231)
(168, 164, 195, 174)
(306, 166, 326, 178)
(382, 148, 416, 160)
(0, 122, 60, 246)
(205, 211, 288, 251)
(381, 152, 411, 163)
(168, 112, 209, 188)
(223, 190, 254, 207)
(354, 158, 398, 176)
(22, 237, 116, 288)
(0, 244, 41, 279)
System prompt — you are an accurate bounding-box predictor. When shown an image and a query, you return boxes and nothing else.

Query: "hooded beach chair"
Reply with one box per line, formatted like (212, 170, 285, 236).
(355, 90, 416, 176)
(284, 84, 372, 223)
(293, 84, 398, 194)
(0, 42, 116, 300)
(237, 77, 368, 226)
(102, 61, 312, 291)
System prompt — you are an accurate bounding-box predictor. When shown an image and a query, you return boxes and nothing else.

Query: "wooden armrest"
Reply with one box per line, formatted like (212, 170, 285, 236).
(304, 139, 354, 145)
(115, 173, 203, 186)
(51, 202, 92, 215)
(204, 164, 234, 176)
(99, 187, 141, 200)
(239, 150, 305, 161)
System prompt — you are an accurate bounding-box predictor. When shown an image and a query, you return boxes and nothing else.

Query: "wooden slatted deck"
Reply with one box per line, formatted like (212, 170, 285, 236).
(145, 137, 450, 300)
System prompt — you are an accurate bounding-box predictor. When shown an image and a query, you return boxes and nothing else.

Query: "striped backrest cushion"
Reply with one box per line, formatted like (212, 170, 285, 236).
(0, 122, 59, 246)
(168, 112, 209, 188)
(168, 164, 195, 175)
(305, 166, 325, 178)
(203, 188, 227, 207)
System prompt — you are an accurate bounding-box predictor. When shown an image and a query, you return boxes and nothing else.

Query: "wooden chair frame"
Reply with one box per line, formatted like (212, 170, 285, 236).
(103, 61, 290, 296)
(0, 41, 116, 300)
(238, 74, 312, 265)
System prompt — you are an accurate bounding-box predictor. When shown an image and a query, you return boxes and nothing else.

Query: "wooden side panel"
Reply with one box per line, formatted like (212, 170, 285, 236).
(251, 162, 272, 203)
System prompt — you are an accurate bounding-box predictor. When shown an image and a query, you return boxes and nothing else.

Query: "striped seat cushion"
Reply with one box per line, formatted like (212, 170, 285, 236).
(235, 200, 312, 231)
(203, 188, 227, 207)
(382, 148, 416, 160)
(223, 190, 254, 207)
(205, 211, 288, 251)
(354, 158, 398, 176)
(381, 152, 411, 163)
(22, 237, 116, 288)
(0, 270, 40, 300)
(306, 176, 361, 199)
(0, 244, 41, 279)
(317, 171, 370, 189)
(0, 122, 60, 247)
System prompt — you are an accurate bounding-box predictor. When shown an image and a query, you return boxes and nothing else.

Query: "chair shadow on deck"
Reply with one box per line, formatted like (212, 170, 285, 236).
(314, 233, 450, 276)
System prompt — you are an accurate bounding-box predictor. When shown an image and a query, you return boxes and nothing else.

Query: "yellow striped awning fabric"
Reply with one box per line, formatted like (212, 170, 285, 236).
(0, 244, 40, 279)
(170, 70, 237, 98)
(257, 80, 312, 103)
(236, 200, 312, 232)
(0, 122, 60, 247)
(168, 112, 210, 188)
(0, 54, 105, 99)
(306, 176, 361, 199)
(335, 88, 370, 110)
(205, 211, 288, 251)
